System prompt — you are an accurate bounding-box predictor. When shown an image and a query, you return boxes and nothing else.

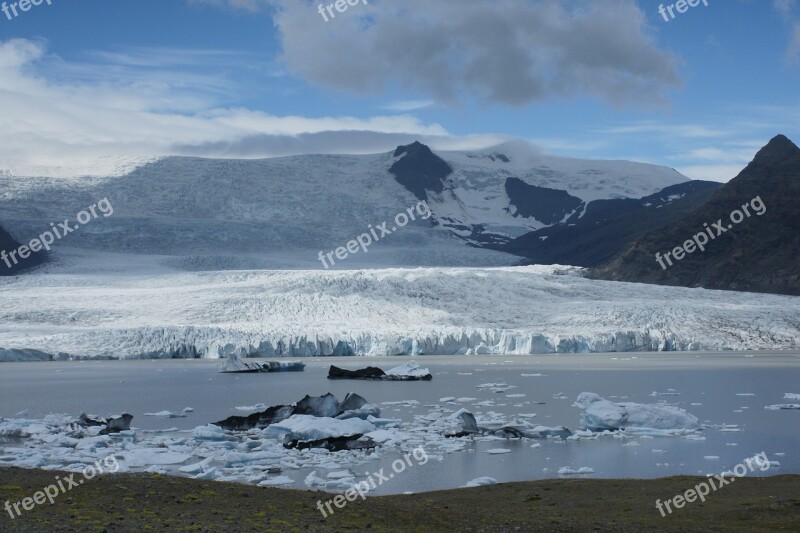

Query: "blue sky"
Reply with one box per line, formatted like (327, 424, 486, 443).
(0, 0, 798, 180)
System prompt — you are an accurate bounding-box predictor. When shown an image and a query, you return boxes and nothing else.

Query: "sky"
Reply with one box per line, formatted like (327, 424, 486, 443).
(0, 0, 798, 180)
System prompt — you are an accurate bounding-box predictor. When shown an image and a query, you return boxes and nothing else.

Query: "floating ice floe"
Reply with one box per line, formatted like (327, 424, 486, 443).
(215, 392, 374, 431)
(235, 403, 267, 411)
(143, 410, 187, 418)
(266, 416, 376, 443)
(477, 383, 515, 393)
(764, 404, 800, 410)
(217, 352, 305, 374)
(328, 361, 432, 381)
(258, 476, 295, 486)
(574, 393, 700, 434)
(78, 412, 133, 434)
(446, 410, 571, 440)
(465, 477, 498, 487)
(558, 467, 594, 476)
(485, 448, 512, 454)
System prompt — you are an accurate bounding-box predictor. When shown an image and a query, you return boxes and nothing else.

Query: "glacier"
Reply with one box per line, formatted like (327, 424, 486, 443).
(1, 263, 798, 360)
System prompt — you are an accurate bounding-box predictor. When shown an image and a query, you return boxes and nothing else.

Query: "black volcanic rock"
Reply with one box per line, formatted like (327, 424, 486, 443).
(505, 177, 584, 225)
(503, 180, 722, 267)
(590, 135, 800, 295)
(0, 223, 46, 276)
(389, 141, 452, 200)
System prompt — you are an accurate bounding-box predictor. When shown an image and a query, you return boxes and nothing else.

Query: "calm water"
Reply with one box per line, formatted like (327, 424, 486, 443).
(1, 353, 798, 494)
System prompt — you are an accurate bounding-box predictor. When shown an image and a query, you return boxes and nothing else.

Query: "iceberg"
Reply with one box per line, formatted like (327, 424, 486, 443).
(78, 412, 133, 434)
(327, 361, 432, 381)
(265, 415, 376, 442)
(465, 477, 498, 487)
(574, 393, 700, 432)
(558, 467, 594, 476)
(215, 393, 380, 433)
(764, 404, 800, 410)
(217, 352, 305, 373)
(446, 410, 572, 439)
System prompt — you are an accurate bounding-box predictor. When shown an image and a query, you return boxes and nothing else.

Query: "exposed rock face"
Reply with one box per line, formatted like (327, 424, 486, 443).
(590, 135, 800, 295)
(504, 177, 584, 225)
(504, 180, 722, 267)
(389, 141, 452, 200)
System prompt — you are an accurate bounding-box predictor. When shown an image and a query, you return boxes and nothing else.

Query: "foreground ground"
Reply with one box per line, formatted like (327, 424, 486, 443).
(1, 468, 798, 532)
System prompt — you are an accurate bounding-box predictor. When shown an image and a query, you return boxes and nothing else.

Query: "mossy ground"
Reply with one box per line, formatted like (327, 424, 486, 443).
(1, 468, 799, 532)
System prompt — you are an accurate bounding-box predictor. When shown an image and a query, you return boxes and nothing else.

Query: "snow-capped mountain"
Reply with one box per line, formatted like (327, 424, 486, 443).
(0, 141, 688, 269)
(425, 140, 688, 244)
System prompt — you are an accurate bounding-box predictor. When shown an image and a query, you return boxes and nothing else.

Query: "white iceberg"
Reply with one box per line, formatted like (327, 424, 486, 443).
(485, 448, 512, 455)
(764, 404, 800, 410)
(385, 361, 431, 378)
(465, 477, 498, 487)
(265, 415, 376, 442)
(193, 424, 229, 441)
(258, 476, 295, 486)
(558, 467, 594, 476)
(574, 393, 700, 432)
(144, 410, 187, 418)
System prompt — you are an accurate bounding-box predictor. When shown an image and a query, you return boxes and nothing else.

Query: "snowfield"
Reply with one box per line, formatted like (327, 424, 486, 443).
(1, 261, 798, 360)
(0, 142, 686, 261)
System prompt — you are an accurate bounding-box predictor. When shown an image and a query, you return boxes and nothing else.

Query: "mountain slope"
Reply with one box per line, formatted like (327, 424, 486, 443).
(0, 141, 688, 270)
(426, 141, 689, 245)
(503, 180, 722, 267)
(590, 135, 800, 295)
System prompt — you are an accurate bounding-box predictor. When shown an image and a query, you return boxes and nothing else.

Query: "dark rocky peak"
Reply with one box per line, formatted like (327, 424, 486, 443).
(389, 141, 453, 200)
(750, 134, 800, 166)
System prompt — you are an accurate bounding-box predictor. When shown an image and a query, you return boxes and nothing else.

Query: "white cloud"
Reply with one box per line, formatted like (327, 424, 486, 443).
(0, 39, 500, 177)
(676, 164, 747, 182)
(601, 123, 729, 139)
(187, 0, 272, 12)
(381, 100, 435, 112)
(774, 0, 800, 62)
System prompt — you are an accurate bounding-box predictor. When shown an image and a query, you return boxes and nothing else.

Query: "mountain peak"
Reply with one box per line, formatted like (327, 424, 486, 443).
(389, 141, 452, 200)
(393, 140, 429, 158)
(751, 134, 800, 166)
